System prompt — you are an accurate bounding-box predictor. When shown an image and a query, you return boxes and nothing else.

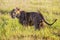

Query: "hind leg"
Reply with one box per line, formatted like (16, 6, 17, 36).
(34, 23, 40, 30)
(39, 20, 44, 29)
(34, 19, 40, 30)
(39, 20, 44, 28)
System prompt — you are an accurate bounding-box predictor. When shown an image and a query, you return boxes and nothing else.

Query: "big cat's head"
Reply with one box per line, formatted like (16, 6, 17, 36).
(10, 7, 20, 18)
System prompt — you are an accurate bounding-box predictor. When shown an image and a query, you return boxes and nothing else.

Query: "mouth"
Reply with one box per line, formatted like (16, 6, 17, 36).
(11, 15, 16, 19)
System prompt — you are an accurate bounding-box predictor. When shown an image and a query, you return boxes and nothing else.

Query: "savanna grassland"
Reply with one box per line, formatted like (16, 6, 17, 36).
(0, 0, 60, 40)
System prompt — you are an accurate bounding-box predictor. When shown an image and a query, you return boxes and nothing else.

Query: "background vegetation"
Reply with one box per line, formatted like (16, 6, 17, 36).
(0, 0, 60, 40)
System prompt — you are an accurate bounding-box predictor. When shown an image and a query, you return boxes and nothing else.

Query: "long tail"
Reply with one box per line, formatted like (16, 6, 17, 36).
(43, 19, 57, 26)
(37, 10, 57, 26)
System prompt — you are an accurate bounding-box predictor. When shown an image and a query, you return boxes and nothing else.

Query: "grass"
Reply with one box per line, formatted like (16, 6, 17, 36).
(0, 11, 60, 40)
(0, 0, 60, 40)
